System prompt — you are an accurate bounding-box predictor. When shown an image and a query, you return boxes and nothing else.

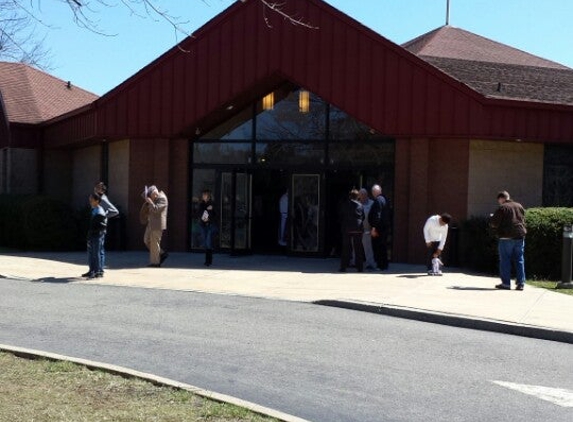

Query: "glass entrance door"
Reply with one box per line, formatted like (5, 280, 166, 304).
(220, 171, 252, 253)
(290, 174, 321, 253)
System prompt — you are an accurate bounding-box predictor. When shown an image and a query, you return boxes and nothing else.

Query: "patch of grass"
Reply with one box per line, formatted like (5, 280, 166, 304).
(0, 352, 279, 422)
(528, 280, 573, 295)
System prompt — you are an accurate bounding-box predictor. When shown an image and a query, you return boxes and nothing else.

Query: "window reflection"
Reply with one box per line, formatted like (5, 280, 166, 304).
(256, 88, 327, 140)
(329, 105, 383, 141)
(201, 106, 253, 140)
(329, 142, 395, 166)
(194, 143, 251, 164)
(256, 142, 324, 166)
(197, 85, 387, 144)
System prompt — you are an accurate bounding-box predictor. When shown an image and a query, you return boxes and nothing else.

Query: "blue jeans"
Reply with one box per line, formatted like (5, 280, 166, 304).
(201, 224, 214, 250)
(87, 232, 106, 274)
(498, 238, 525, 286)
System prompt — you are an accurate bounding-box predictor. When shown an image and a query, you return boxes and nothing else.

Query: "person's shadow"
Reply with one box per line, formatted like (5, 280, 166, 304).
(448, 286, 498, 291)
(33, 277, 81, 284)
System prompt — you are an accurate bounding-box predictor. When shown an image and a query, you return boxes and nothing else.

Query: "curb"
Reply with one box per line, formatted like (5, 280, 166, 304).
(313, 300, 573, 344)
(0, 344, 312, 422)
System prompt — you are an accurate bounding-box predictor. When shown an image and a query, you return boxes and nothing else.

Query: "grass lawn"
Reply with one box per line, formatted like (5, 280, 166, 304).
(0, 352, 279, 422)
(528, 280, 573, 296)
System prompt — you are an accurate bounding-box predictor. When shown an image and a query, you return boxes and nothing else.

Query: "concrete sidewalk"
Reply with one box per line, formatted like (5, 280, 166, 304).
(1, 251, 572, 343)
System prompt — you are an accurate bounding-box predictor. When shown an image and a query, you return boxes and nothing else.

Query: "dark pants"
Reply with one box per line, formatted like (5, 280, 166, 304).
(427, 241, 440, 270)
(201, 224, 215, 266)
(372, 229, 389, 270)
(341, 231, 364, 271)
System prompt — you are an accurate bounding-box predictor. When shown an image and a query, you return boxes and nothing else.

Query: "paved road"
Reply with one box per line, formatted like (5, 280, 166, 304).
(1, 279, 572, 422)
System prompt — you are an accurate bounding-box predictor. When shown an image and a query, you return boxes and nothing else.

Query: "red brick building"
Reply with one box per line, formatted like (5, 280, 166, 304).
(1, 0, 572, 263)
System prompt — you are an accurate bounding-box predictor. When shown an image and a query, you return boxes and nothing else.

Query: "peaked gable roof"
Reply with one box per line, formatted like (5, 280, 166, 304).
(403, 25, 573, 105)
(0, 62, 98, 124)
(403, 25, 569, 69)
(44, 0, 573, 146)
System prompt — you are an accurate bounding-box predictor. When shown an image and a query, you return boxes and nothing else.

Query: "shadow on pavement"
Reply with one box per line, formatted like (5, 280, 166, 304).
(448, 286, 497, 291)
(33, 277, 81, 284)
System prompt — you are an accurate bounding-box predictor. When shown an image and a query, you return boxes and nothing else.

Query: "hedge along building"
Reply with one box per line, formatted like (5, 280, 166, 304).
(2, 0, 573, 263)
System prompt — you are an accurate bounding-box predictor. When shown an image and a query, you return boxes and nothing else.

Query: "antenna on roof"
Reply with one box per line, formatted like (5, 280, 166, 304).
(446, 0, 450, 25)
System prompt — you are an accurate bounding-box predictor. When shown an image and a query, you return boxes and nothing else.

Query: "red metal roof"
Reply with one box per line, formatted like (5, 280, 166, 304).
(0, 61, 98, 125)
(44, 0, 573, 145)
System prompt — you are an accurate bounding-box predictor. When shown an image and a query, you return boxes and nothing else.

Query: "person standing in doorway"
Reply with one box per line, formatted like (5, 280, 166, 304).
(358, 188, 377, 270)
(489, 190, 527, 290)
(198, 189, 216, 266)
(423, 213, 452, 275)
(93, 182, 118, 277)
(140, 185, 168, 267)
(339, 189, 365, 272)
(368, 184, 390, 271)
(278, 190, 288, 249)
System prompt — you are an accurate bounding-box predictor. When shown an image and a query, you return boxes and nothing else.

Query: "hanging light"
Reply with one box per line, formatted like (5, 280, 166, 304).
(299, 89, 310, 113)
(262, 92, 274, 110)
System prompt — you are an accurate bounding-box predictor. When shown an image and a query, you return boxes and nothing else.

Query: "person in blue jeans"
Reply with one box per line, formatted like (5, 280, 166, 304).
(94, 182, 119, 276)
(83, 193, 107, 279)
(198, 189, 216, 266)
(489, 190, 527, 290)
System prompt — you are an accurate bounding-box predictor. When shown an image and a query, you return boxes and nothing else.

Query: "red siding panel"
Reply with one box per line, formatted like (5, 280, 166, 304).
(384, 51, 399, 135)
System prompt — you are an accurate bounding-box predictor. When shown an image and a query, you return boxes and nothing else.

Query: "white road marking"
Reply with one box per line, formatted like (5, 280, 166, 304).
(492, 381, 573, 407)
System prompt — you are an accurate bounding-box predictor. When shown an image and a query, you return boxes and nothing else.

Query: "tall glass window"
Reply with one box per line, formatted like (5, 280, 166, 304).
(256, 88, 327, 141)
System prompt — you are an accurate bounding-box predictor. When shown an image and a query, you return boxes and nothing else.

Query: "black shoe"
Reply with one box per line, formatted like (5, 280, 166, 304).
(147, 264, 161, 268)
(95, 272, 104, 278)
(85, 273, 96, 279)
(160, 252, 169, 264)
(338, 268, 346, 272)
(516, 284, 524, 291)
(495, 283, 511, 290)
(81, 271, 91, 277)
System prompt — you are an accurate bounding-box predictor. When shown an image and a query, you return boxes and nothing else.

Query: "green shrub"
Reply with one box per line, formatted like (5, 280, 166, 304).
(524, 207, 573, 280)
(0, 194, 80, 251)
(0, 194, 31, 249)
(458, 207, 573, 280)
(20, 196, 78, 251)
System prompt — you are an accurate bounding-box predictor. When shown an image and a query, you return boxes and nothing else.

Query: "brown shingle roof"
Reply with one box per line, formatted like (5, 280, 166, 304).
(421, 56, 573, 105)
(403, 25, 569, 70)
(403, 25, 573, 105)
(0, 62, 98, 124)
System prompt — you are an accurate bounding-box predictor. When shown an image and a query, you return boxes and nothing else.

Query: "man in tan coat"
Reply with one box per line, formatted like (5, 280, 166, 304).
(140, 185, 168, 267)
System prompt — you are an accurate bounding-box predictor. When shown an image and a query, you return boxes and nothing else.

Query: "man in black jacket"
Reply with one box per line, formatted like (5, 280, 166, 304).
(368, 184, 390, 271)
(489, 190, 527, 290)
(339, 189, 365, 272)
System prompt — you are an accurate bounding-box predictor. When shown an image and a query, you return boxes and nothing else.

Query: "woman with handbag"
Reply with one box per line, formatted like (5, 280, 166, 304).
(198, 189, 216, 266)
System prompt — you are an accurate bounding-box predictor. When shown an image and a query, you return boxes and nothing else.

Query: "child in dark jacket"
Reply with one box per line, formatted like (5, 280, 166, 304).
(83, 193, 107, 279)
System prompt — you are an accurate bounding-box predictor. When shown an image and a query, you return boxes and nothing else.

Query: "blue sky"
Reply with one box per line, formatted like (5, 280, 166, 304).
(38, 0, 573, 96)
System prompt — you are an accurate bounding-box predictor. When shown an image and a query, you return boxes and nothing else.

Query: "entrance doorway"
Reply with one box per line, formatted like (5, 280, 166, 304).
(191, 167, 393, 257)
(220, 171, 252, 254)
(251, 169, 289, 254)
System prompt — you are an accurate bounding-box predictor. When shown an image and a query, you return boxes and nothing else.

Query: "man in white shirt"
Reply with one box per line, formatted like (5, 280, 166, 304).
(423, 213, 452, 275)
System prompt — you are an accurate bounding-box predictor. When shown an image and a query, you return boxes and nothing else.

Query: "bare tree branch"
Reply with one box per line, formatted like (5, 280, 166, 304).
(0, 0, 318, 69)
(258, 0, 318, 29)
